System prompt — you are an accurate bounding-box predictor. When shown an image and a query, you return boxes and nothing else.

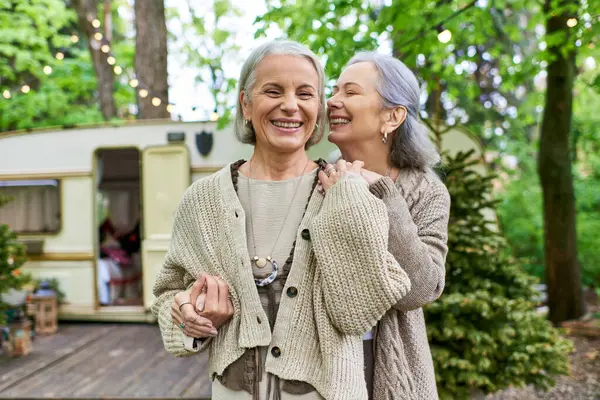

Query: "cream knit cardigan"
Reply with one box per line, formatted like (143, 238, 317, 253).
(151, 164, 411, 400)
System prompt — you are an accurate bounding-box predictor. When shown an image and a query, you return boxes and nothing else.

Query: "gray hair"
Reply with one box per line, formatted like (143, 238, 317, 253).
(235, 40, 327, 148)
(346, 52, 440, 170)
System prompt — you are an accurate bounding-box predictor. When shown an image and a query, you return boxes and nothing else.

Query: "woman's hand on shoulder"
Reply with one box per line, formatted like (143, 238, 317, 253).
(171, 290, 218, 339)
(318, 159, 365, 193)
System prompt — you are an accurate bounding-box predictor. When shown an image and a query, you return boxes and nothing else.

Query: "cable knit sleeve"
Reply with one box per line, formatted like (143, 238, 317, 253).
(370, 175, 450, 311)
(310, 175, 411, 335)
(150, 187, 212, 357)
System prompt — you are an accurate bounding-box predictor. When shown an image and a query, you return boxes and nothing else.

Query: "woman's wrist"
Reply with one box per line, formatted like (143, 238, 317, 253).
(369, 176, 398, 199)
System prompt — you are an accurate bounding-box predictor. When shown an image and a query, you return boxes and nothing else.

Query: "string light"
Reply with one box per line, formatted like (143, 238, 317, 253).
(4, 15, 175, 113)
(210, 111, 219, 121)
(567, 18, 577, 27)
(84, 18, 173, 114)
(437, 29, 452, 43)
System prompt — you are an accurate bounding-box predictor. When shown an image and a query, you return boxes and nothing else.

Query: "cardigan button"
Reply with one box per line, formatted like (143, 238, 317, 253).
(301, 229, 310, 240)
(271, 346, 281, 357)
(286, 287, 298, 298)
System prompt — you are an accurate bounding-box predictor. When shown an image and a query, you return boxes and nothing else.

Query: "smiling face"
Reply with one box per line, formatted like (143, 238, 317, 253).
(241, 54, 320, 154)
(327, 62, 387, 147)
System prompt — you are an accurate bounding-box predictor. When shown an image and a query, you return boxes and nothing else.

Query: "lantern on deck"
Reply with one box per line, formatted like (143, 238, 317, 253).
(28, 281, 58, 335)
(4, 310, 32, 357)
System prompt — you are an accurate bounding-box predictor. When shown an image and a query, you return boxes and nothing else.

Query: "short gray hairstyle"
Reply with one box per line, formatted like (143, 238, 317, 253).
(235, 40, 327, 148)
(346, 52, 440, 170)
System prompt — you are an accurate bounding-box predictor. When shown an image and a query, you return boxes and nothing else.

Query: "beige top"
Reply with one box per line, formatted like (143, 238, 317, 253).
(240, 169, 318, 307)
(212, 169, 323, 399)
(151, 163, 411, 400)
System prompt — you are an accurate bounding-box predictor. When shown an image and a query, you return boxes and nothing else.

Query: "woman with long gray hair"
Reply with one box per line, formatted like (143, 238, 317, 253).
(322, 52, 451, 399)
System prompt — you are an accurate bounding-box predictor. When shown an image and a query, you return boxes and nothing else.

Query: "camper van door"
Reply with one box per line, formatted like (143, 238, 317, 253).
(141, 144, 190, 309)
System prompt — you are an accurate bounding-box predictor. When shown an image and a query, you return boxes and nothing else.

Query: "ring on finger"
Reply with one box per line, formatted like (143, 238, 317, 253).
(179, 322, 185, 329)
(325, 165, 337, 176)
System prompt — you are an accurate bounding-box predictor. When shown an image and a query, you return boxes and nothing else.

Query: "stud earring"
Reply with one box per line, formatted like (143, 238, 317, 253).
(382, 132, 388, 144)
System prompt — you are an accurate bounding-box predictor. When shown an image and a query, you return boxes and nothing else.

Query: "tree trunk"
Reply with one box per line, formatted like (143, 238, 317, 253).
(72, 0, 116, 120)
(134, 0, 169, 119)
(538, 0, 584, 324)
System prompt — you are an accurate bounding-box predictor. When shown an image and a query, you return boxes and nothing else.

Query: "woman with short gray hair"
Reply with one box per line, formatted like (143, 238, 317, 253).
(152, 41, 412, 400)
(324, 52, 451, 399)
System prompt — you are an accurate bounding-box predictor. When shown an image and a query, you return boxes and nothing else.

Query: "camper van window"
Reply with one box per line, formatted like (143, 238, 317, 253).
(0, 179, 61, 234)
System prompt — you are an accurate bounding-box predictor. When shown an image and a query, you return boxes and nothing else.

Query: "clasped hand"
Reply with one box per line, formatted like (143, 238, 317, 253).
(171, 274, 234, 339)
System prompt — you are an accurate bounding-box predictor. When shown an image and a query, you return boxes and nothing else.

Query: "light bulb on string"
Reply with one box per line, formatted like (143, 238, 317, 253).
(2, 90, 10, 99)
(437, 28, 452, 43)
(210, 111, 219, 121)
(166, 104, 174, 113)
(21, 85, 30, 93)
(139, 89, 149, 98)
(114, 66, 123, 75)
(129, 79, 139, 88)
(152, 97, 162, 106)
(567, 18, 577, 27)
(71, 35, 79, 43)
(92, 19, 101, 28)
(56, 52, 64, 60)
(94, 32, 103, 41)
(101, 44, 110, 53)
(43, 66, 53, 75)
(107, 56, 116, 65)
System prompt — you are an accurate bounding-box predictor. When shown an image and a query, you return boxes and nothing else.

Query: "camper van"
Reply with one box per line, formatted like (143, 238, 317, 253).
(0, 120, 485, 322)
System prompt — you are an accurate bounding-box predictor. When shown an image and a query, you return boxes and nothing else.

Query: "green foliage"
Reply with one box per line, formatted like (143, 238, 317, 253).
(0, 0, 136, 132)
(0, 223, 29, 326)
(31, 277, 66, 304)
(426, 151, 573, 399)
(0, 49, 104, 131)
(497, 79, 600, 288)
(174, 0, 242, 125)
(0, 0, 75, 86)
(257, 0, 545, 148)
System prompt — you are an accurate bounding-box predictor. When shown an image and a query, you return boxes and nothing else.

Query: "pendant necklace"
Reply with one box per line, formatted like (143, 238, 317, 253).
(247, 157, 310, 287)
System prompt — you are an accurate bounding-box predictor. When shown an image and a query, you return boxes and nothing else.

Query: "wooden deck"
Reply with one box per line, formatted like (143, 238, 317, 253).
(0, 323, 212, 399)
